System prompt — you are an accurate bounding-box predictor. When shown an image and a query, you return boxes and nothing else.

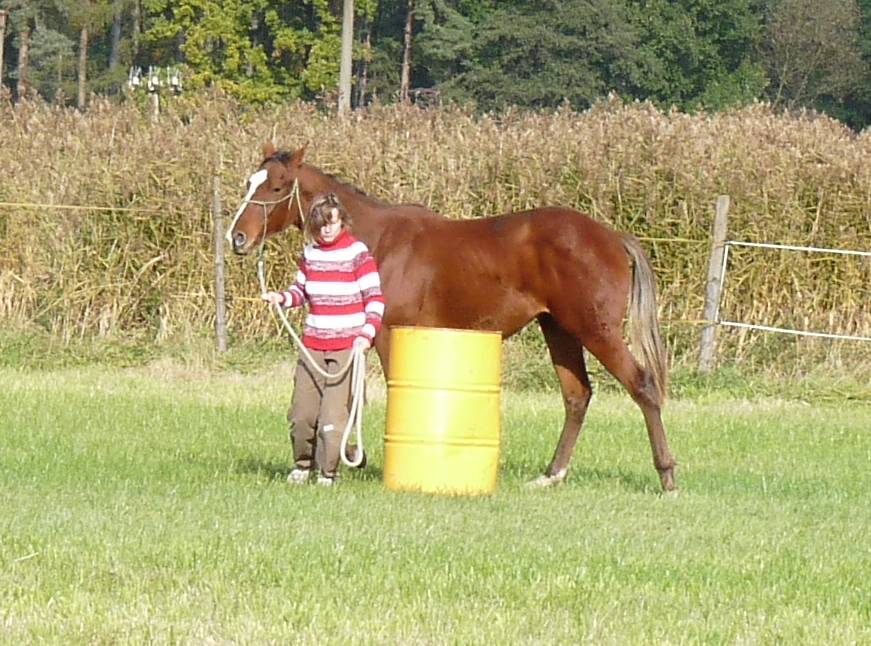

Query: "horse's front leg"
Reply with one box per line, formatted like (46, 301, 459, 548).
(527, 316, 592, 488)
(373, 330, 391, 381)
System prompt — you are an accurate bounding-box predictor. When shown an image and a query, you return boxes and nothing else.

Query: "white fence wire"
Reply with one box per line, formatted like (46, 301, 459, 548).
(716, 240, 871, 343)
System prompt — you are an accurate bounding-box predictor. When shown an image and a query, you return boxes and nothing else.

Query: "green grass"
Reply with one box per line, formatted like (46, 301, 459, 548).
(1, 365, 869, 644)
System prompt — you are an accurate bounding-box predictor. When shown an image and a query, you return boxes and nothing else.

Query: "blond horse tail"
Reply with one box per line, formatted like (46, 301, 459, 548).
(622, 234, 668, 402)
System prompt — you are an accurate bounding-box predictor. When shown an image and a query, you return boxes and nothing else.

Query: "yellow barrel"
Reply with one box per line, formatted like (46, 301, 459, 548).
(384, 326, 502, 495)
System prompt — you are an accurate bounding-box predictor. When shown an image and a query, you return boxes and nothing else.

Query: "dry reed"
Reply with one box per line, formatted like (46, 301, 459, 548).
(0, 93, 868, 371)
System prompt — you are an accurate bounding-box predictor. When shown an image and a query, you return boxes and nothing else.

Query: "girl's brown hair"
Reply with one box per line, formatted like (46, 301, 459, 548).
(305, 192, 352, 243)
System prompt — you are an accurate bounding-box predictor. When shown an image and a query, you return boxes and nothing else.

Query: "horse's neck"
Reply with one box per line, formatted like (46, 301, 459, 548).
(347, 201, 392, 252)
(302, 165, 390, 250)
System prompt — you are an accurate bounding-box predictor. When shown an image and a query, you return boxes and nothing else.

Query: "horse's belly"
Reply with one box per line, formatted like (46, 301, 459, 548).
(384, 288, 540, 338)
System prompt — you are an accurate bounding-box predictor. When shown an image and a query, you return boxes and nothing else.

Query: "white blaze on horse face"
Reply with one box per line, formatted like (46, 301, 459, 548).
(225, 169, 269, 243)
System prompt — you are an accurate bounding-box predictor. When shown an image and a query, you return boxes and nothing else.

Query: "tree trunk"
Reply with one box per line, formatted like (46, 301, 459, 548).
(399, 0, 414, 103)
(338, 0, 353, 114)
(356, 21, 371, 107)
(78, 26, 89, 109)
(16, 24, 30, 100)
(109, 5, 122, 71)
(132, 0, 141, 60)
(0, 11, 7, 92)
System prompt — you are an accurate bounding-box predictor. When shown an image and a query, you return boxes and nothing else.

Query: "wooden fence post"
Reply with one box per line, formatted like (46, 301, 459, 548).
(698, 194, 730, 373)
(212, 172, 228, 353)
(150, 92, 159, 122)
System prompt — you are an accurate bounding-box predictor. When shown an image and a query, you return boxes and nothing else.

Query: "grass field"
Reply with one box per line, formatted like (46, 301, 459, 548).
(1, 364, 869, 644)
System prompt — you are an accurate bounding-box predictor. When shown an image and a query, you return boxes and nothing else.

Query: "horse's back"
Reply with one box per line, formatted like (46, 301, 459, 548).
(377, 205, 632, 331)
(472, 206, 629, 272)
(385, 204, 630, 286)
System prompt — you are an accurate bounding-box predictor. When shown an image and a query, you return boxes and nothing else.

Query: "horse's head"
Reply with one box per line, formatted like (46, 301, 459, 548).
(225, 142, 309, 255)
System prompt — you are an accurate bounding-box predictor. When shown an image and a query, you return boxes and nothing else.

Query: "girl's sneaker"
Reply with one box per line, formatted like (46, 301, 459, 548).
(287, 468, 310, 485)
(316, 474, 336, 487)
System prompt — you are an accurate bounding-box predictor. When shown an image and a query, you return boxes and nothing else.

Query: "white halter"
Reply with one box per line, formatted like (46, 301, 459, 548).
(224, 169, 303, 244)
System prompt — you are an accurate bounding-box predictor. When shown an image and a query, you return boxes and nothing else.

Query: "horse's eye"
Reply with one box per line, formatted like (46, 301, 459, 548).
(274, 187, 281, 192)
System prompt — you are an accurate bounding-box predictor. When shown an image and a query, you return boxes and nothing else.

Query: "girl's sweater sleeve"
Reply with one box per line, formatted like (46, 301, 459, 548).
(355, 250, 385, 341)
(280, 259, 308, 308)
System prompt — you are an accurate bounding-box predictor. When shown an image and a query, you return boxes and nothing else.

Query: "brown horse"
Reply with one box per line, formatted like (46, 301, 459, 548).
(227, 142, 677, 491)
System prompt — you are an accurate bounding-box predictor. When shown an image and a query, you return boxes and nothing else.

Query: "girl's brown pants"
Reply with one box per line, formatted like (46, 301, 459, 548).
(287, 348, 354, 478)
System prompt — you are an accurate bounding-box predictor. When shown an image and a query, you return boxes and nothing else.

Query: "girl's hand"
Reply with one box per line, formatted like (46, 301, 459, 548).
(353, 336, 371, 352)
(261, 291, 284, 306)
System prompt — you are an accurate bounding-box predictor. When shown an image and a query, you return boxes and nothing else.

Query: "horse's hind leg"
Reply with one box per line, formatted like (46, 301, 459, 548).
(529, 314, 593, 488)
(583, 332, 676, 491)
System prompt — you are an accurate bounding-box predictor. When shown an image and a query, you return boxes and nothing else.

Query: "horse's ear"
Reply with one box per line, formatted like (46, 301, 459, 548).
(288, 142, 309, 168)
(262, 141, 276, 158)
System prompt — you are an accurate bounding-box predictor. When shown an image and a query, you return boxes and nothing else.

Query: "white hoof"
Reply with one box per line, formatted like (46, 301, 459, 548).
(526, 470, 567, 489)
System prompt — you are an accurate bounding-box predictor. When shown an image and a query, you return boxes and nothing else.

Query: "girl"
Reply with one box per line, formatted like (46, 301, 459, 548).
(262, 193, 384, 486)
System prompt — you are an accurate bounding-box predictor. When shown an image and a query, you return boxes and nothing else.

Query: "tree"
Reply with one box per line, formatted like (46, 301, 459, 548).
(413, 0, 489, 95)
(339, 0, 353, 112)
(361, 0, 412, 102)
(28, 24, 76, 102)
(0, 9, 7, 90)
(835, 0, 871, 128)
(629, 0, 768, 111)
(417, 0, 647, 111)
(410, 0, 767, 112)
(52, 0, 113, 108)
(138, 0, 370, 103)
(398, 0, 414, 102)
(760, 0, 867, 111)
(1, 0, 40, 98)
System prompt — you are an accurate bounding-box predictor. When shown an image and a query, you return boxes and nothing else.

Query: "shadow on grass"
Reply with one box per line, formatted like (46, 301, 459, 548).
(504, 463, 660, 494)
(234, 457, 290, 482)
(233, 456, 384, 483)
(344, 464, 384, 482)
(573, 467, 660, 494)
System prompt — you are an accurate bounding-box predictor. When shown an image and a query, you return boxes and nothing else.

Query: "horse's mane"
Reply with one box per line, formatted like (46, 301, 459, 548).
(266, 149, 437, 217)
(266, 149, 372, 199)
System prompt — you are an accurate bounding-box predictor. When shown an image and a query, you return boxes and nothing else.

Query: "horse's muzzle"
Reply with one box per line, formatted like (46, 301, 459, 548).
(231, 231, 249, 255)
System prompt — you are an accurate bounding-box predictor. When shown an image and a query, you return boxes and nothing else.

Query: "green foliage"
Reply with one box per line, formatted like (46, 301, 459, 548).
(412, 0, 485, 89)
(56, 0, 114, 31)
(417, 0, 647, 110)
(144, 0, 274, 102)
(412, 0, 769, 113)
(0, 0, 44, 29)
(760, 0, 868, 115)
(3, 0, 871, 127)
(630, 0, 769, 110)
(26, 26, 77, 101)
(835, 0, 871, 128)
(138, 0, 348, 102)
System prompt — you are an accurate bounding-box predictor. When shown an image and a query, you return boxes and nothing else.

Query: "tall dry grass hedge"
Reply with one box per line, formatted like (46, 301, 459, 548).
(0, 93, 868, 371)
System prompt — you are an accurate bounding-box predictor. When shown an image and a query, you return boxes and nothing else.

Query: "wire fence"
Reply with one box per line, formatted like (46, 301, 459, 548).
(717, 240, 871, 343)
(3, 198, 869, 354)
(0, 201, 163, 213)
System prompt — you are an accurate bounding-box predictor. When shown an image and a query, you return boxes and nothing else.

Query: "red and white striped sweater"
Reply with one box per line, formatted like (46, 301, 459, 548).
(278, 230, 385, 351)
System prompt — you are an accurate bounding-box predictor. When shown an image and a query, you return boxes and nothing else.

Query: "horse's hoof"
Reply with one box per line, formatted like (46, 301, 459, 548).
(526, 470, 567, 489)
(659, 468, 677, 493)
